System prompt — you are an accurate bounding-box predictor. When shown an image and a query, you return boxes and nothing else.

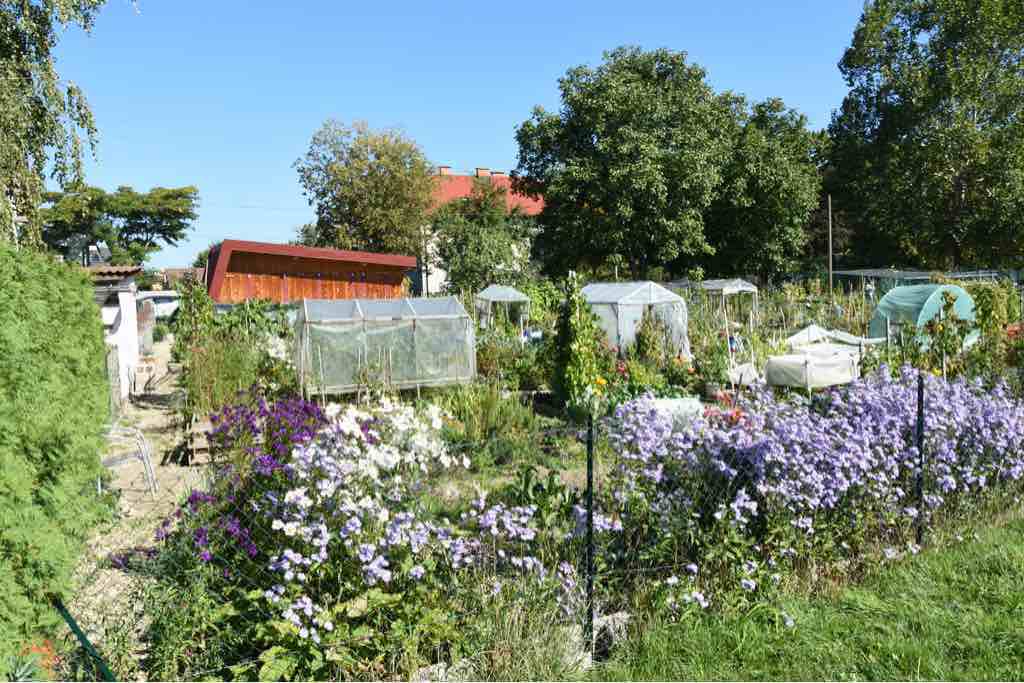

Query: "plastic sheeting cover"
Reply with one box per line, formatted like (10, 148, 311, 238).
(867, 284, 976, 339)
(475, 284, 531, 303)
(787, 324, 886, 349)
(697, 278, 758, 295)
(295, 296, 475, 393)
(580, 281, 691, 358)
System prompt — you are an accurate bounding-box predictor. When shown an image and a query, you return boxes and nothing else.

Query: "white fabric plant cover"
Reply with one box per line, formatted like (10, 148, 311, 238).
(581, 281, 691, 358)
(728, 362, 761, 386)
(648, 397, 704, 430)
(765, 348, 860, 390)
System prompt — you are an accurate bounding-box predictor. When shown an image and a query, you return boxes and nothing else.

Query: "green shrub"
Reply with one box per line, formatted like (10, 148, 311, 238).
(0, 245, 110, 662)
(173, 279, 296, 424)
(552, 273, 612, 419)
(438, 382, 539, 468)
(152, 320, 170, 343)
(632, 306, 673, 367)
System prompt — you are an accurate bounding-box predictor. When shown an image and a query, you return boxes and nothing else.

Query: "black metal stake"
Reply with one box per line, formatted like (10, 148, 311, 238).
(585, 412, 595, 653)
(916, 370, 926, 545)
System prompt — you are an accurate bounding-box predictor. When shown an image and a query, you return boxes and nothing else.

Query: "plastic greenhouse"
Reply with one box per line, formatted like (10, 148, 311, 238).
(581, 281, 690, 358)
(867, 284, 978, 345)
(294, 297, 475, 395)
(475, 284, 531, 331)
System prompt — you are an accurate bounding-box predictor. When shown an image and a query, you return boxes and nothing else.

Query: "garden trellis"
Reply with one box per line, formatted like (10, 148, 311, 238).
(294, 296, 476, 395)
(581, 281, 691, 358)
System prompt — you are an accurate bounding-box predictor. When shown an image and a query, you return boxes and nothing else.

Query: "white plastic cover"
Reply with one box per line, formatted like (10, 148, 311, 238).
(728, 362, 761, 386)
(787, 324, 886, 350)
(765, 351, 860, 389)
(648, 397, 704, 430)
(580, 281, 691, 358)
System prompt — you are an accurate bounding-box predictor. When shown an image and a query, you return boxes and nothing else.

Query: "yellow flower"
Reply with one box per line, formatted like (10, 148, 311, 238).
(595, 376, 607, 386)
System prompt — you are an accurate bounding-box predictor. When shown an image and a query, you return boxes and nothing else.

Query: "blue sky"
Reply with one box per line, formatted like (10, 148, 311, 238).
(56, 0, 866, 268)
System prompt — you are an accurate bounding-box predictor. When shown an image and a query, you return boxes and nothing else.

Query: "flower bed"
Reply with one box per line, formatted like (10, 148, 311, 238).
(602, 366, 1024, 605)
(149, 397, 577, 680)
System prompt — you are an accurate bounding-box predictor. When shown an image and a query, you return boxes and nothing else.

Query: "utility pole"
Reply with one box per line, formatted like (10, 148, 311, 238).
(828, 194, 834, 307)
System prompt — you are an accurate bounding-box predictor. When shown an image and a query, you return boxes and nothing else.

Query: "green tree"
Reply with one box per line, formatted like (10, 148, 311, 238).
(432, 178, 533, 294)
(293, 120, 436, 261)
(192, 242, 217, 268)
(700, 98, 821, 281)
(827, 0, 1024, 269)
(514, 46, 735, 279)
(40, 185, 199, 264)
(1, 0, 106, 246)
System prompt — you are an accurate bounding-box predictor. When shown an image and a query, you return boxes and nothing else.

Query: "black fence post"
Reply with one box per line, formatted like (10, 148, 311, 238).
(585, 412, 595, 653)
(916, 370, 926, 545)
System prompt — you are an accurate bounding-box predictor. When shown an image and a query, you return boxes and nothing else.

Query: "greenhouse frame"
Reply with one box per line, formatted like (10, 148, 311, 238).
(294, 296, 476, 395)
(581, 281, 691, 358)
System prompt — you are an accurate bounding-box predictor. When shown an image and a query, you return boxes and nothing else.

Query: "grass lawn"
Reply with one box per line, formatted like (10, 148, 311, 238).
(595, 517, 1024, 681)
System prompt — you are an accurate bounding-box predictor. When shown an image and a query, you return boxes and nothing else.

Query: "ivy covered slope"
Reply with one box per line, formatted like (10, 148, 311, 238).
(0, 245, 110, 657)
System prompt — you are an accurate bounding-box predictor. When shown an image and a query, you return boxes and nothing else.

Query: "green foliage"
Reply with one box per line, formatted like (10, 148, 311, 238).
(632, 307, 673, 368)
(293, 120, 436, 260)
(432, 178, 533, 294)
(515, 47, 819, 281)
(515, 46, 734, 278)
(0, 0, 104, 246)
(701, 98, 821, 281)
(152, 321, 170, 344)
(39, 185, 199, 265)
(552, 273, 612, 418)
(827, 0, 1024, 269)
(438, 382, 538, 468)
(0, 245, 110, 661)
(172, 278, 296, 425)
(520, 277, 562, 330)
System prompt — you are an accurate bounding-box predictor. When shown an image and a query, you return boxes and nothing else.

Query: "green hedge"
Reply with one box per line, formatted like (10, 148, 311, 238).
(0, 245, 111, 658)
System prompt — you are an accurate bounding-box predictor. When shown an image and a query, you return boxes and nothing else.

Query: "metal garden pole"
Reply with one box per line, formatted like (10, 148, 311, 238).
(585, 412, 595, 653)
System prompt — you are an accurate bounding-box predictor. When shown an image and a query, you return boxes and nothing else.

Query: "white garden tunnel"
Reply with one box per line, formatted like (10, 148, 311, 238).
(580, 281, 691, 358)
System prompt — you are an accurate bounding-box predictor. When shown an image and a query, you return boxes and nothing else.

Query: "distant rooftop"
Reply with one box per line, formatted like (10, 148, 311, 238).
(434, 166, 544, 215)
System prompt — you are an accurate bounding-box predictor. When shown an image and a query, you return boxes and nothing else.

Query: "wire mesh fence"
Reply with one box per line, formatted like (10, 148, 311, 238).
(57, 365, 1021, 681)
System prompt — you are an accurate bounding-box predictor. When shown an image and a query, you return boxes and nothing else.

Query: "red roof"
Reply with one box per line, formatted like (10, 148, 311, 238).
(206, 239, 417, 301)
(433, 174, 544, 215)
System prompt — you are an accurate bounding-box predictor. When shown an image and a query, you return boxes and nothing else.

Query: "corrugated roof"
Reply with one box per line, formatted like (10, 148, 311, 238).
(86, 265, 143, 277)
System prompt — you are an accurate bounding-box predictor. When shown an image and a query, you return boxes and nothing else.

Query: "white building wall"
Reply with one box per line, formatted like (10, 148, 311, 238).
(102, 290, 139, 399)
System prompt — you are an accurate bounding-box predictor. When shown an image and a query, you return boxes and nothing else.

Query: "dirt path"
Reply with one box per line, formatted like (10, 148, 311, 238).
(63, 336, 208, 680)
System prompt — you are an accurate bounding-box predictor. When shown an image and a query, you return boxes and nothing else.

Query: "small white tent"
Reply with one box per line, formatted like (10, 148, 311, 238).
(475, 284, 531, 331)
(581, 281, 690, 358)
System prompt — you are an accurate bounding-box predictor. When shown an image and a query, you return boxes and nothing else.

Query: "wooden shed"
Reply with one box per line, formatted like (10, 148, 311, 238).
(205, 240, 416, 304)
